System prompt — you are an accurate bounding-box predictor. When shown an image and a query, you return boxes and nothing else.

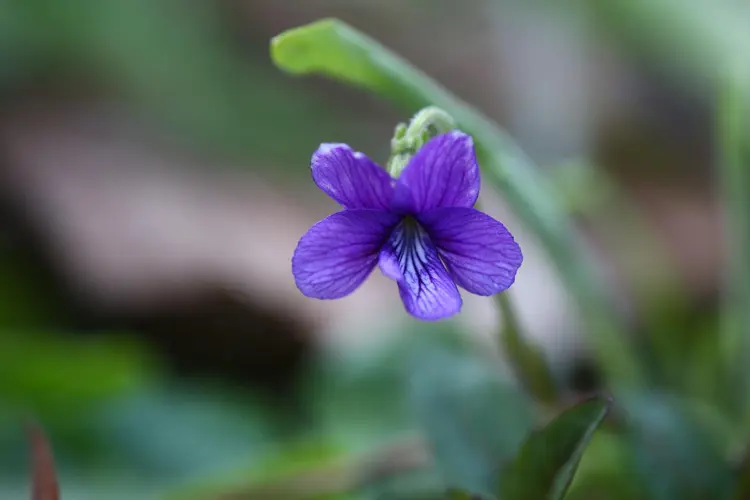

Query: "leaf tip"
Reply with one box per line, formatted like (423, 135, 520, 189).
(570, 393, 614, 414)
(270, 17, 346, 72)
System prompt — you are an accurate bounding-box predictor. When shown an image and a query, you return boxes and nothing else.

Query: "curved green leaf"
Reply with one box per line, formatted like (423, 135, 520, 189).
(498, 396, 610, 500)
(270, 19, 641, 388)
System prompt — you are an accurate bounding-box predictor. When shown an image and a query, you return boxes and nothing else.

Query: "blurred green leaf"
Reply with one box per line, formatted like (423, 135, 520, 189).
(0, 332, 152, 419)
(498, 396, 610, 500)
(248, 439, 345, 483)
(622, 393, 733, 500)
(97, 384, 282, 483)
(302, 323, 531, 497)
(172, 438, 350, 500)
(270, 18, 640, 388)
(1, 382, 289, 498)
(579, 0, 750, 89)
(445, 489, 473, 500)
(564, 431, 645, 500)
(446, 488, 493, 500)
(302, 323, 473, 450)
(172, 328, 473, 500)
(410, 348, 534, 495)
(360, 471, 444, 500)
(174, 434, 436, 500)
(732, 450, 750, 500)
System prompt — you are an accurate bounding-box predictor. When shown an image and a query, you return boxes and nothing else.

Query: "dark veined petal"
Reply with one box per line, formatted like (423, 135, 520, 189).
(293, 210, 401, 299)
(393, 131, 480, 213)
(378, 219, 462, 320)
(419, 207, 522, 296)
(311, 143, 394, 210)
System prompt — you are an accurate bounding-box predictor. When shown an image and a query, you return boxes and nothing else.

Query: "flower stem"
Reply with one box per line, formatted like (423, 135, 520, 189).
(496, 292, 558, 405)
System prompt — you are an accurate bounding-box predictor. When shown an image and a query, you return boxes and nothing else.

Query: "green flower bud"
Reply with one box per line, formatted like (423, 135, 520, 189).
(387, 106, 457, 178)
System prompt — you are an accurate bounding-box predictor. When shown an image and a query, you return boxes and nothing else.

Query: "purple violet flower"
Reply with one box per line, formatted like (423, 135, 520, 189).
(292, 131, 523, 321)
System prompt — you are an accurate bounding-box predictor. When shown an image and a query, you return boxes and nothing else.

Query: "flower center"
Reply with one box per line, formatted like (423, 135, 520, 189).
(400, 215, 421, 238)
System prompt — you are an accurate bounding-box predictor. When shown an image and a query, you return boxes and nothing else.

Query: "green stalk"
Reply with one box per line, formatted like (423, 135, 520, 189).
(717, 65, 750, 420)
(271, 19, 643, 387)
(497, 292, 558, 405)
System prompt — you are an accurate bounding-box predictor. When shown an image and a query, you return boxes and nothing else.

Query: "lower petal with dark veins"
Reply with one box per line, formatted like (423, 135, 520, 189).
(378, 218, 462, 320)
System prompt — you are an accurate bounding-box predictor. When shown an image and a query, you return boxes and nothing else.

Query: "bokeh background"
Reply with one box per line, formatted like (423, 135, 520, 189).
(0, 1, 732, 498)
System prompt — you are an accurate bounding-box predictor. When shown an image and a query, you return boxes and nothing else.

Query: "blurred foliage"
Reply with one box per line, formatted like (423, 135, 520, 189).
(621, 393, 733, 499)
(2, 1, 750, 500)
(410, 348, 533, 495)
(0, 0, 388, 169)
(264, 13, 749, 500)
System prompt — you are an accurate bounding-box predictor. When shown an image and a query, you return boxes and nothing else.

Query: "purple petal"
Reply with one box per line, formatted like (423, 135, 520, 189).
(293, 210, 400, 299)
(311, 143, 394, 210)
(394, 131, 480, 213)
(419, 207, 522, 296)
(378, 219, 462, 320)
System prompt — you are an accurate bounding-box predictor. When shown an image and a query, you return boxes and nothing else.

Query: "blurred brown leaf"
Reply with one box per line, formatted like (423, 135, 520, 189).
(28, 423, 60, 500)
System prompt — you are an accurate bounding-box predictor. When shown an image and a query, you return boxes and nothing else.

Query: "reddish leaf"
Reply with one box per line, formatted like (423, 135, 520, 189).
(27, 423, 60, 500)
